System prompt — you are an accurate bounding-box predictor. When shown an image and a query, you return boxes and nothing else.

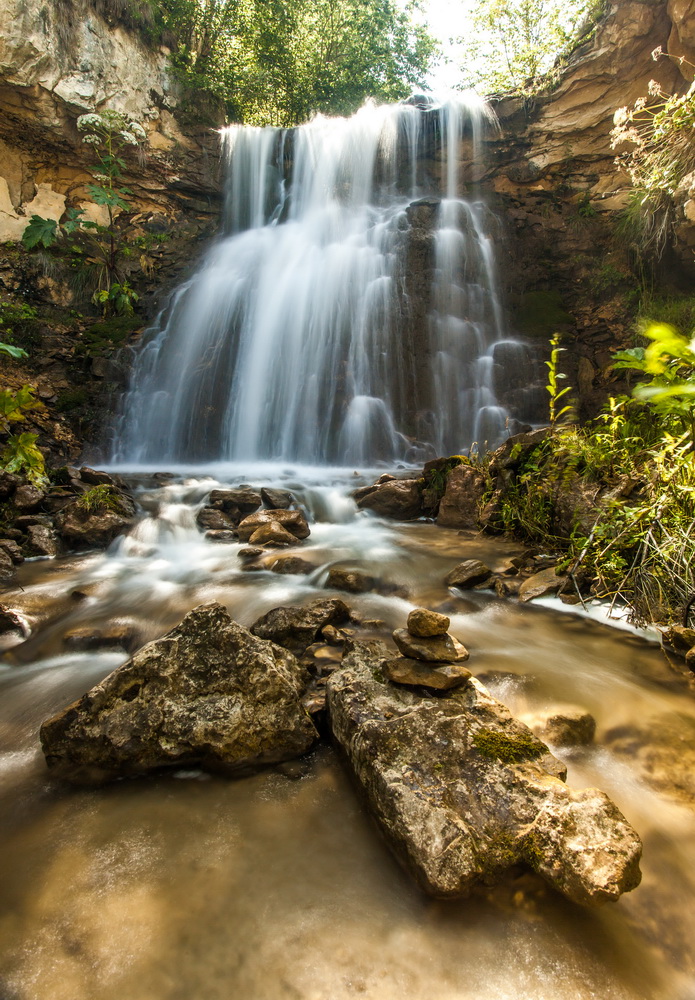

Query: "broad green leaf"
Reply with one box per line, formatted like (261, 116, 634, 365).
(0, 342, 28, 359)
(21, 215, 58, 249)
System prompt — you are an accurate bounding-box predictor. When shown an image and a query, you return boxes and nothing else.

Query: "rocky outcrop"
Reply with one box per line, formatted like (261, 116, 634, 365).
(54, 490, 136, 548)
(327, 640, 643, 906)
(40, 603, 318, 783)
(436, 465, 487, 529)
(0, 0, 223, 245)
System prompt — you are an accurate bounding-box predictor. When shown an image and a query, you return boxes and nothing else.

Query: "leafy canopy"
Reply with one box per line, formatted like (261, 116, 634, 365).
(459, 0, 603, 94)
(156, 0, 435, 125)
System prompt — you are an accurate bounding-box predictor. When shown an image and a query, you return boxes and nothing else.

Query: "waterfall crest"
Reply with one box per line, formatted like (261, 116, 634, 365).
(114, 96, 525, 467)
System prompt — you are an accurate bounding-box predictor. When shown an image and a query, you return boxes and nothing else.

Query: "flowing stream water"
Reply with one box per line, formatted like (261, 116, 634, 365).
(2, 467, 695, 1000)
(3, 99, 695, 998)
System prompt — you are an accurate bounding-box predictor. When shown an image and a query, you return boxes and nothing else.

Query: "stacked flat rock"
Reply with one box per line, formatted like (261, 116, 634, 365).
(383, 608, 471, 690)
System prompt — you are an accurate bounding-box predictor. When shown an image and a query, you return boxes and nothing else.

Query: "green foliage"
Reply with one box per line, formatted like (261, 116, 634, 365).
(22, 216, 59, 249)
(21, 110, 147, 317)
(78, 314, 141, 357)
(76, 485, 124, 513)
(55, 388, 89, 413)
(0, 383, 46, 485)
(0, 342, 27, 359)
(1, 432, 46, 485)
(157, 0, 434, 125)
(545, 333, 573, 428)
(472, 727, 547, 763)
(459, 0, 604, 95)
(0, 299, 41, 351)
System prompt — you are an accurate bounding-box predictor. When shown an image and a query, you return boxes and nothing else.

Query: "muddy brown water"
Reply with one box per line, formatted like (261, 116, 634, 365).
(1, 469, 695, 1000)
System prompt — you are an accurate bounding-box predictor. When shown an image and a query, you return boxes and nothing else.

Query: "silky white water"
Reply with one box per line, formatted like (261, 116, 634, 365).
(113, 97, 535, 466)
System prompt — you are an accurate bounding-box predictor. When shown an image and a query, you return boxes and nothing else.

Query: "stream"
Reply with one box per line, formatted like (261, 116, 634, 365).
(1, 466, 695, 1000)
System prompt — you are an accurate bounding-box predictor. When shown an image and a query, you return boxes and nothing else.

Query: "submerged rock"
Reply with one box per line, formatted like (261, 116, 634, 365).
(522, 705, 597, 747)
(261, 487, 294, 509)
(268, 555, 315, 576)
(327, 641, 642, 906)
(40, 603, 318, 784)
(326, 567, 379, 594)
(250, 598, 351, 655)
(249, 521, 297, 546)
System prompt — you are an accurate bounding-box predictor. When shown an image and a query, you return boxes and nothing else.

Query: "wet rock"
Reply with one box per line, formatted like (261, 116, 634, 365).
(663, 625, 695, 655)
(519, 568, 565, 602)
(489, 428, 549, 475)
(63, 621, 143, 653)
(210, 488, 261, 515)
(383, 656, 472, 690)
(40, 603, 318, 784)
(250, 598, 351, 655)
(54, 493, 137, 549)
(13, 484, 45, 512)
(327, 641, 642, 906)
(436, 465, 486, 529)
(25, 524, 61, 557)
(0, 471, 20, 499)
(326, 567, 378, 594)
(197, 507, 237, 532)
(0, 604, 26, 635)
(393, 628, 469, 663)
(238, 547, 264, 562)
(354, 479, 423, 521)
(322, 624, 349, 645)
(523, 706, 597, 747)
(407, 608, 450, 637)
(445, 559, 493, 589)
(237, 509, 310, 542)
(0, 539, 24, 564)
(261, 487, 294, 510)
(0, 549, 15, 580)
(79, 467, 122, 488)
(268, 556, 315, 575)
(605, 714, 695, 805)
(249, 521, 297, 546)
(205, 530, 237, 543)
(495, 576, 522, 598)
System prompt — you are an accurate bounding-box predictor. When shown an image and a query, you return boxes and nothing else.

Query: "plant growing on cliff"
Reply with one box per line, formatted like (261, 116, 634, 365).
(545, 333, 573, 428)
(22, 110, 146, 316)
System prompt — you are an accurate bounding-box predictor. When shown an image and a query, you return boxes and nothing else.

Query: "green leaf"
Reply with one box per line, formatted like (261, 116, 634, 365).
(21, 215, 58, 249)
(612, 347, 647, 371)
(1, 431, 46, 485)
(0, 342, 28, 359)
(86, 184, 130, 211)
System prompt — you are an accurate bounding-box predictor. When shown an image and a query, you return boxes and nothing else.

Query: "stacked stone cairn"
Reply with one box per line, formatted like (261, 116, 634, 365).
(383, 608, 471, 691)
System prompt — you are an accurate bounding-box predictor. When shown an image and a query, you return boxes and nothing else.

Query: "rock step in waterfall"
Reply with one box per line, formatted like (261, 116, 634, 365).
(114, 97, 542, 468)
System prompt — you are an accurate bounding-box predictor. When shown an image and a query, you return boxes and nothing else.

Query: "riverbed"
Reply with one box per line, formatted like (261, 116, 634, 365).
(1, 466, 694, 1000)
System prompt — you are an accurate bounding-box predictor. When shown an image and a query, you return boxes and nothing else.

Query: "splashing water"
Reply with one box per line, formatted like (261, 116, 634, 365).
(113, 96, 532, 466)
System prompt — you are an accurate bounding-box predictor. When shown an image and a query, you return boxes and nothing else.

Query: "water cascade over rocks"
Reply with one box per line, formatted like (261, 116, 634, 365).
(114, 96, 528, 466)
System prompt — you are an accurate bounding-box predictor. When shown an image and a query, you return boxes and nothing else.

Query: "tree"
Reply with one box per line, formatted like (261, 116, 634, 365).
(459, 0, 601, 95)
(158, 0, 435, 125)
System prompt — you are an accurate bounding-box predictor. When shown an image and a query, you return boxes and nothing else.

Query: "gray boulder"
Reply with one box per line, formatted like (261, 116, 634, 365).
(40, 603, 318, 784)
(327, 641, 642, 906)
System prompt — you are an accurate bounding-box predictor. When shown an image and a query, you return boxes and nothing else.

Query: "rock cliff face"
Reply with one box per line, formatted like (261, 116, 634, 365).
(0, 0, 224, 239)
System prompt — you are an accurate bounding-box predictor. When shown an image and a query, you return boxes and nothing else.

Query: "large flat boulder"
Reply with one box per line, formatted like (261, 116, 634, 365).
(436, 465, 486, 529)
(40, 603, 318, 784)
(327, 641, 642, 907)
(354, 480, 423, 520)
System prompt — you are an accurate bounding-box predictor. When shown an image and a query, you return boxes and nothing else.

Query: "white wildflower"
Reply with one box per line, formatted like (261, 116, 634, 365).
(82, 134, 101, 145)
(648, 79, 662, 97)
(128, 121, 147, 141)
(77, 113, 103, 131)
(118, 130, 138, 145)
(634, 97, 647, 111)
(651, 46, 663, 61)
(613, 107, 629, 126)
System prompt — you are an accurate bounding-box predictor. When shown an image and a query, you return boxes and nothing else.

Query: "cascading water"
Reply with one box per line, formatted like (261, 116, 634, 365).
(114, 96, 527, 467)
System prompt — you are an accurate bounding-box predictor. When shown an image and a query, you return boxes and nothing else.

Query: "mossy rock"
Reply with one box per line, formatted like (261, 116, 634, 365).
(516, 290, 574, 339)
(77, 315, 141, 357)
(472, 726, 548, 763)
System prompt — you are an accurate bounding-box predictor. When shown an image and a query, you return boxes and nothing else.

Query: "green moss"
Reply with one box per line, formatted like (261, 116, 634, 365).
(77, 315, 140, 357)
(76, 485, 125, 514)
(517, 290, 574, 339)
(55, 388, 89, 413)
(472, 727, 547, 764)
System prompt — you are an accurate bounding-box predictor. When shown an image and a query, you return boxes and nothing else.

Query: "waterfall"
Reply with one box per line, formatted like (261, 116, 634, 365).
(114, 95, 528, 467)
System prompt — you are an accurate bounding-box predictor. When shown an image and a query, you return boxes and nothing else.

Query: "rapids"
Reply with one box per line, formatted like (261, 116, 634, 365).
(1, 467, 695, 999)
